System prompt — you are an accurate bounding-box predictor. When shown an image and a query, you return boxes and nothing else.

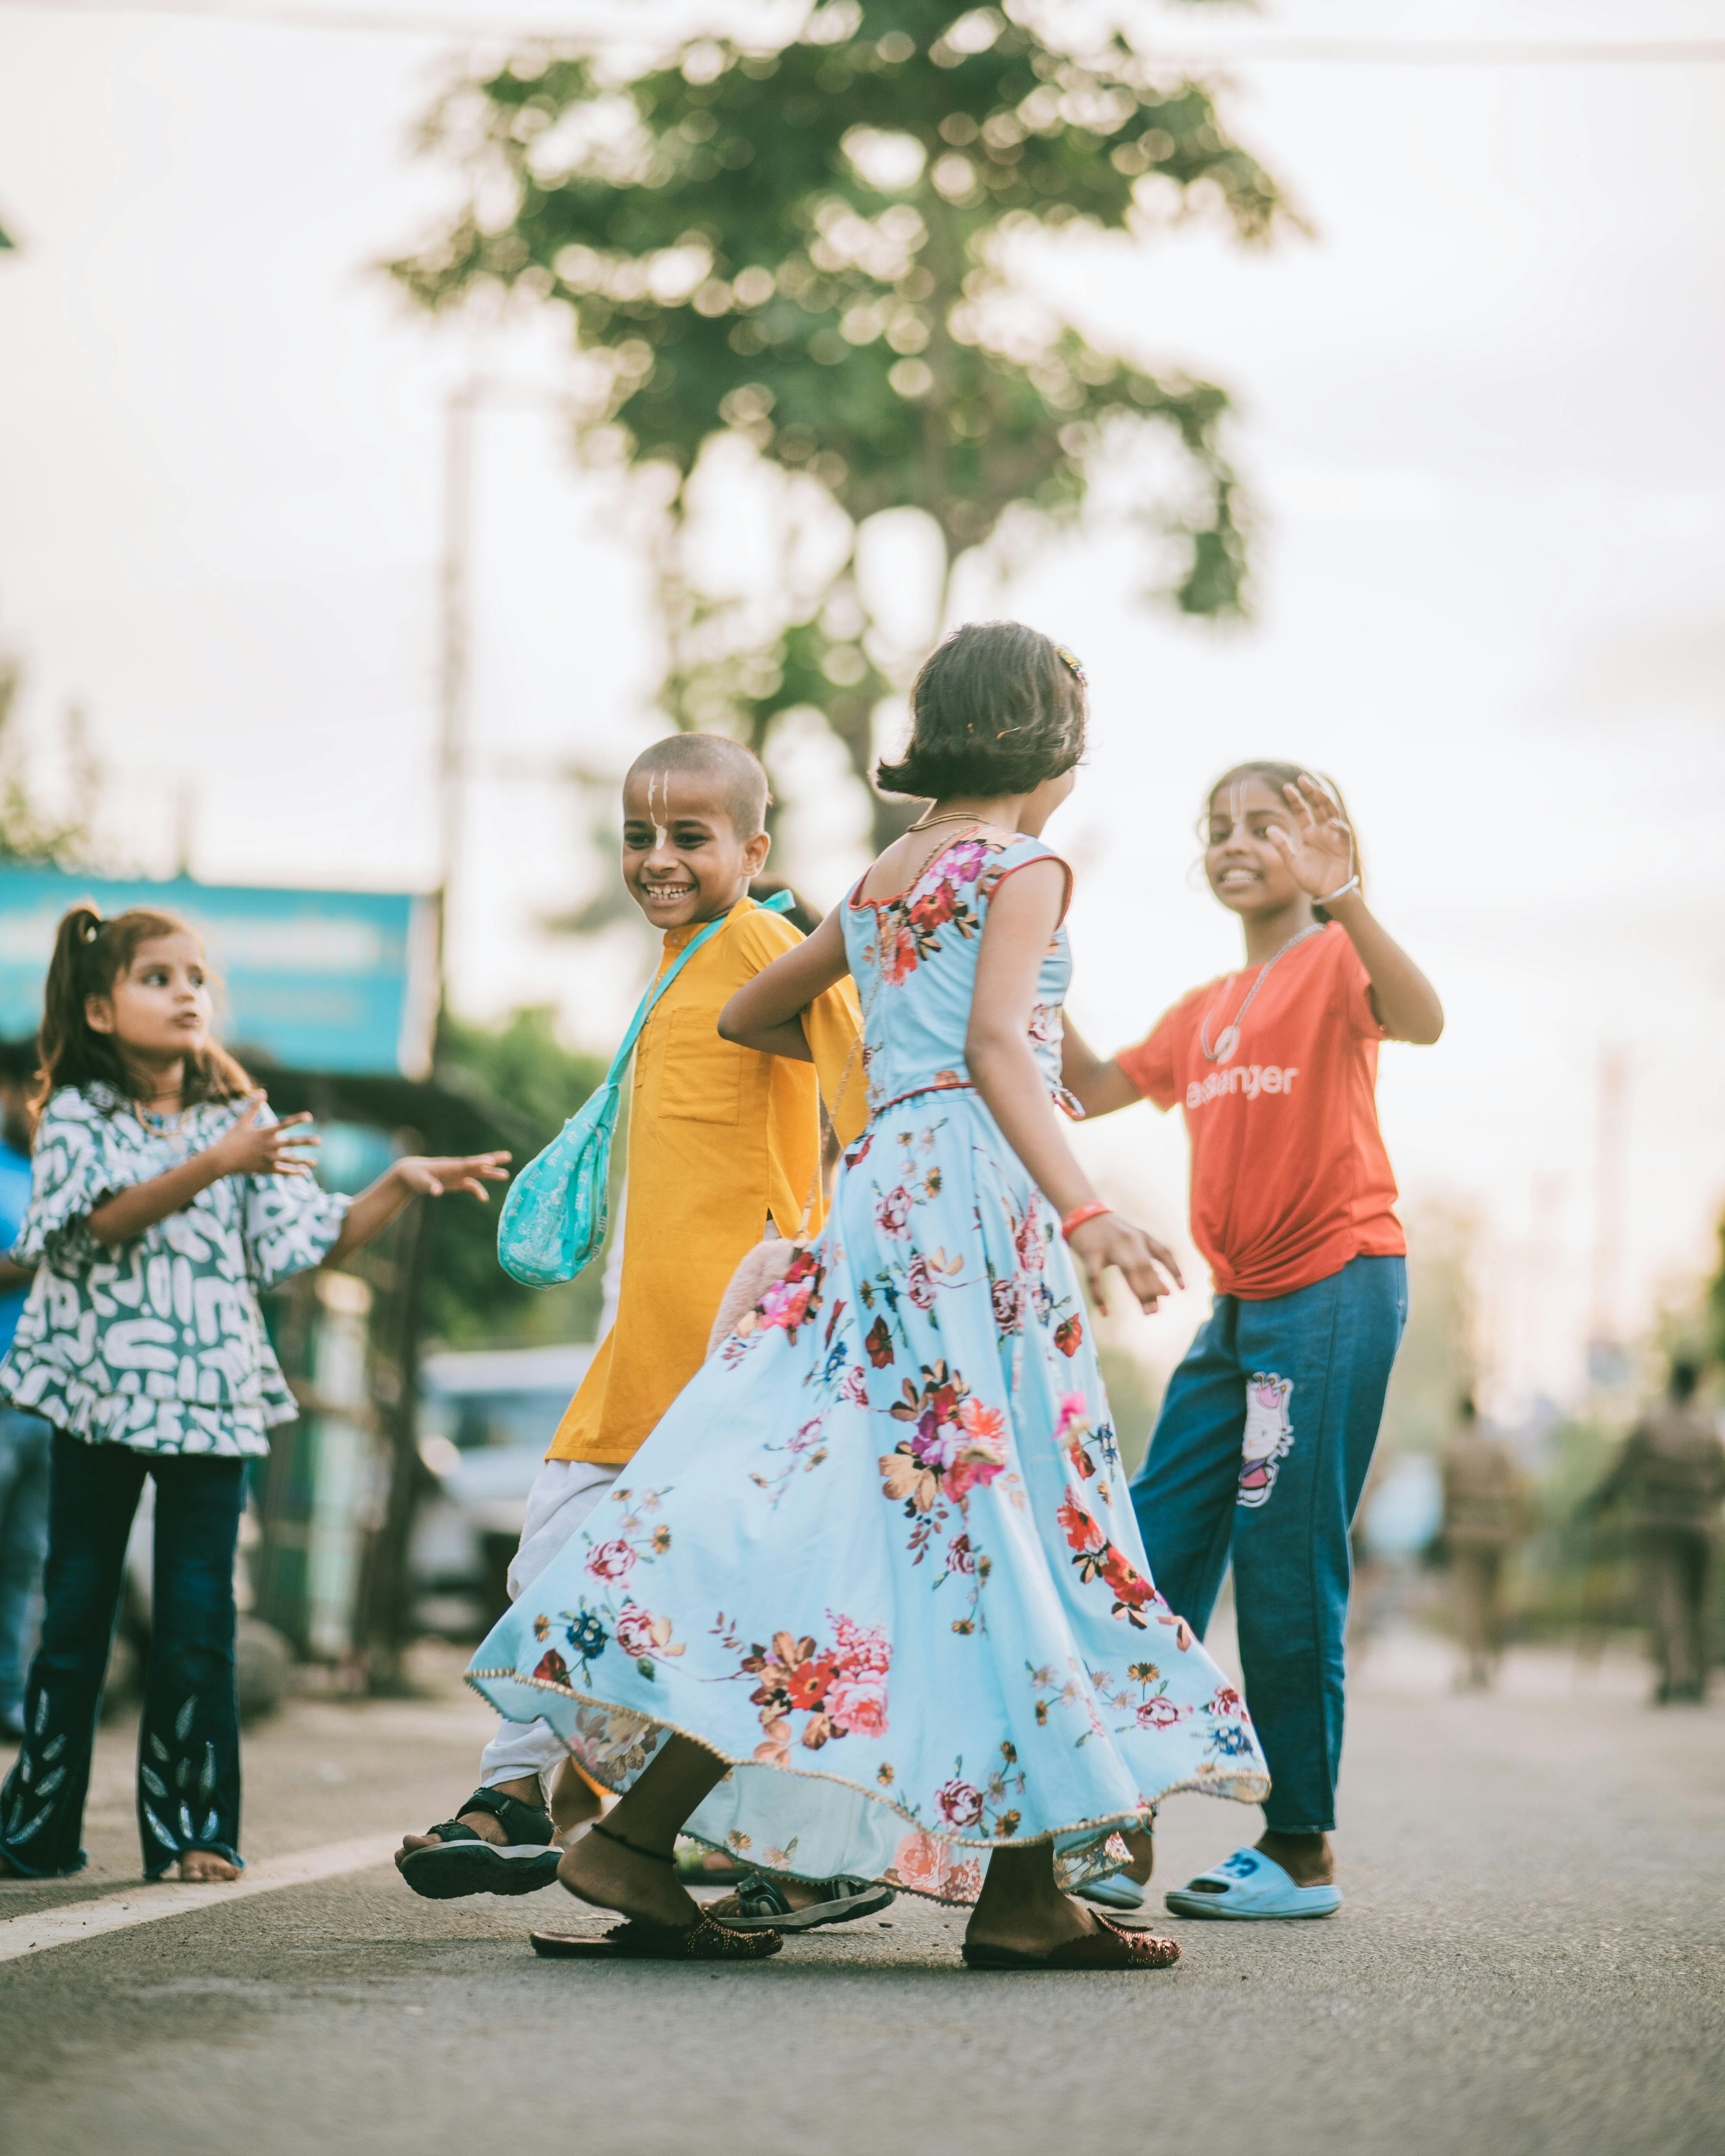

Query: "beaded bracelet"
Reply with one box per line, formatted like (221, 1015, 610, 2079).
(1060, 1201, 1113, 1241)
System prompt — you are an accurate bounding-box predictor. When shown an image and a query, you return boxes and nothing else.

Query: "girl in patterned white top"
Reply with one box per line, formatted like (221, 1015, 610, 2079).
(0, 904, 508, 1882)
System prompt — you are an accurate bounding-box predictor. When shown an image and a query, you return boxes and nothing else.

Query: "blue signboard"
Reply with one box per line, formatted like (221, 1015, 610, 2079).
(0, 870, 436, 1078)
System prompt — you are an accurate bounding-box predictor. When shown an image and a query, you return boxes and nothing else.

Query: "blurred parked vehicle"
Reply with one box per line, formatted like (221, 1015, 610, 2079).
(410, 1344, 594, 1638)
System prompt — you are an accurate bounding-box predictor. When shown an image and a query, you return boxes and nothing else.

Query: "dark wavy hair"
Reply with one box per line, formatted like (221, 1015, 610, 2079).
(876, 621, 1086, 801)
(1204, 760, 1363, 924)
(30, 904, 252, 1137)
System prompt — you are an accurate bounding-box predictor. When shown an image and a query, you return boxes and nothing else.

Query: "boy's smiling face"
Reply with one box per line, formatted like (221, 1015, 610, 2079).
(621, 766, 770, 931)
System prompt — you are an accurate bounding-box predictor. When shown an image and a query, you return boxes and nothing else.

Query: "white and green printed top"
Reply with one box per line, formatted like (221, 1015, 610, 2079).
(0, 1084, 350, 1457)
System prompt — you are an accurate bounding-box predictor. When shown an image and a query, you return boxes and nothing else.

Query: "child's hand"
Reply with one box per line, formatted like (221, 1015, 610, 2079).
(1067, 1213, 1182, 1318)
(214, 1094, 320, 1178)
(393, 1153, 511, 1202)
(1268, 772, 1356, 901)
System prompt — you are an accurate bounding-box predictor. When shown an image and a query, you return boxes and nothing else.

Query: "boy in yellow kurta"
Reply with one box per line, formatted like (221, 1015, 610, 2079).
(549, 887, 862, 1466)
(398, 733, 862, 1904)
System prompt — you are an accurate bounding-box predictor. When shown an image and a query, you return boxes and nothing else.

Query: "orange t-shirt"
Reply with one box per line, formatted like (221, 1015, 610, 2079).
(1114, 924, 1404, 1302)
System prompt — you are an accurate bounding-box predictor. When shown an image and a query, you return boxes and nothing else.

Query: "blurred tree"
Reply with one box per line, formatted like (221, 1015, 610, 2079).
(389, 0, 1291, 840)
(0, 660, 98, 866)
(1706, 1211, 1725, 1367)
(1379, 1197, 1480, 1456)
(427, 1007, 607, 1347)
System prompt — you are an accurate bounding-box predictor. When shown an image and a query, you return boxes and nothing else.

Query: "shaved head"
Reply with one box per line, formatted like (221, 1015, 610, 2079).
(625, 732, 770, 840)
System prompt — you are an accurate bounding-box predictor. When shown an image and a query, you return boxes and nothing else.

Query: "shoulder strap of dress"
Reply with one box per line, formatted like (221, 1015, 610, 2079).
(983, 833, 1073, 920)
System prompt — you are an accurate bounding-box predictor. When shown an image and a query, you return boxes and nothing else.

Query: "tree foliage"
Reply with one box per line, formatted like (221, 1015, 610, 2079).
(390, 1, 1291, 832)
(0, 659, 98, 866)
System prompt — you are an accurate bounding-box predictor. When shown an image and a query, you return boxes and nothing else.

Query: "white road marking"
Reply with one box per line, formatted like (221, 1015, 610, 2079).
(0, 1833, 400, 1962)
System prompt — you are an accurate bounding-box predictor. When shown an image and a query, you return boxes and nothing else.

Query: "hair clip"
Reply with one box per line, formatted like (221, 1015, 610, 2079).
(1053, 644, 1087, 686)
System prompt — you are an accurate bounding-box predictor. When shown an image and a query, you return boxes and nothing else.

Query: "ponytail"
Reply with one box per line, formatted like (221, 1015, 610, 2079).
(31, 903, 254, 1137)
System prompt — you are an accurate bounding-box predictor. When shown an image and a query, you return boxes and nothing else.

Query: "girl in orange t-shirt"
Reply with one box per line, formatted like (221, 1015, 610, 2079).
(1062, 763, 1443, 1921)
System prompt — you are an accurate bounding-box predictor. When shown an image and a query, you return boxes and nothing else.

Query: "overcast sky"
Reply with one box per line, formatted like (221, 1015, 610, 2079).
(2, 0, 1722, 1410)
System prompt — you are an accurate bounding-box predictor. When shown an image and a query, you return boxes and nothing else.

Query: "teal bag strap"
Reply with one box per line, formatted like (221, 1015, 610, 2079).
(494, 892, 794, 1288)
(602, 889, 791, 1087)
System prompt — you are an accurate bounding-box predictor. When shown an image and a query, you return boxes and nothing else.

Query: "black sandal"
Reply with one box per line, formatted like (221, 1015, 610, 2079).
(396, 1787, 563, 1901)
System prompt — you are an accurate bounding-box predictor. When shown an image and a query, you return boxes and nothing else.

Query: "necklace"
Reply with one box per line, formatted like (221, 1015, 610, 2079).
(905, 807, 990, 834)
(1198, 923, 1324, 1064)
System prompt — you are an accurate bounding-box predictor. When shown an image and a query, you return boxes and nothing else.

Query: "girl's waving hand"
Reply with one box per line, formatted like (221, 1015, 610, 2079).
(1265, 772, 1357, 902)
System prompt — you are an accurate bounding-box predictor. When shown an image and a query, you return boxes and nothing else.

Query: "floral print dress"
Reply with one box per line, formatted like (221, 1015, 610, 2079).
(470, 833, 1268, 1901)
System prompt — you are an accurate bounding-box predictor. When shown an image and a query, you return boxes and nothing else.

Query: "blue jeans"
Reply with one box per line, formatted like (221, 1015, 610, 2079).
(1130, 1254, 1407, 1835)
(0, 1409, 52, 1727)
(0, 1434, 246, 1878)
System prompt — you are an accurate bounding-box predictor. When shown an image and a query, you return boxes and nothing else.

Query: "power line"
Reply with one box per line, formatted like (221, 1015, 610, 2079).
(5, 0, 1725, 61)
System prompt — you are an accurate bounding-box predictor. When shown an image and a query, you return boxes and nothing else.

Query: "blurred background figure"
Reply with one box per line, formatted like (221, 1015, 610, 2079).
(0, 1043, 44, 1739)
(1582, 1360, 1725, 1705)
(1440, 1395, 1526, 1692)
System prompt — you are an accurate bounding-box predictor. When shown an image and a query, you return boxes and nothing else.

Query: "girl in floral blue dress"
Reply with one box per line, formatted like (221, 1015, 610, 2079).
(0, 904, 508, 1882)
(471, 623, 1269, 1968)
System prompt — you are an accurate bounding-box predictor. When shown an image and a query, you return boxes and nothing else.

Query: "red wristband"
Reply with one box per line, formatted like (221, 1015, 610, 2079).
(1060, 1201, 1113, 1241)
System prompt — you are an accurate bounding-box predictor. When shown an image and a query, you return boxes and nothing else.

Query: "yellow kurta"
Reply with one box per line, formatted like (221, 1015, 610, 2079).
(548, 896, 865, 1466)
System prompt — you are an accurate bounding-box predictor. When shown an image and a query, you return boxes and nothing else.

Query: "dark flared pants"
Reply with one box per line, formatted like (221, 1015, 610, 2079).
(0, 1432, 245, 1878)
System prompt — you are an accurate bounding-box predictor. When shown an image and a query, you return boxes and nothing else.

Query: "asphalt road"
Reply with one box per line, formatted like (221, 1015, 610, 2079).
(2, 1632, 1720, 2156)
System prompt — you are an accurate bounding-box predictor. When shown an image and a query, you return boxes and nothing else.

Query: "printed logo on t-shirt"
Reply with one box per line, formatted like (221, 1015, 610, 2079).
(1237, 1373, 1293, 1508)
(1186, 1065, 1298, 1110)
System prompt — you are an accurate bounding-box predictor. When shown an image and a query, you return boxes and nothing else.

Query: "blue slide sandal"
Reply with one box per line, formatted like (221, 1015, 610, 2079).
(1163, 1846, 1342, 1920)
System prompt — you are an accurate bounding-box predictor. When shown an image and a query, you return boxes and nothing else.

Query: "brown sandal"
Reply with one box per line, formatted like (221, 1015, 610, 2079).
(962, 1911, 1180, 1971)
(530, 1911, 783, 1962)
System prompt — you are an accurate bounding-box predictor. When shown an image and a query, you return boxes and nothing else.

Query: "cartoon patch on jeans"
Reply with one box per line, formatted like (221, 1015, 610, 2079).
(1237, 1373, 1294, 1507)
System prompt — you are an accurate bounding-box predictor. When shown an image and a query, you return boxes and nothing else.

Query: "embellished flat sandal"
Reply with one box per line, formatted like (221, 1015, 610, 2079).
(530, 1912, 783, 1962)
(529, 1820, 782, 1962)
(396, 1787, 563, 1900)
(962, 1912, 1181, 1972)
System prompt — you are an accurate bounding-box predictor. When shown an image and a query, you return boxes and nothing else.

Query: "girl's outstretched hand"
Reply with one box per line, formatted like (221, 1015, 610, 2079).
(395, 1153, 511, 1202)
(1066, 1213, 1182, 1318)
(1267, 772, 1355, 899)
(216, 1094, 320, 1178)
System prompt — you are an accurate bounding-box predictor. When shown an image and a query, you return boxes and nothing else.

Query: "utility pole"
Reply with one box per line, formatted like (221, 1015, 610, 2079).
(1587, 1046, 1631, 1391)
(436, 379, 478, 1020)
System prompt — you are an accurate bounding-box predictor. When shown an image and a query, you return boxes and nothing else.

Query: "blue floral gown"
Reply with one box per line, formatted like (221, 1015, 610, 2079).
(470, 834, 1268, 1902)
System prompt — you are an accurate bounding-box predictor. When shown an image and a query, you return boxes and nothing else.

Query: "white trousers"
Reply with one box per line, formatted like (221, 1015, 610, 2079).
(477, 1456, 619, 1793)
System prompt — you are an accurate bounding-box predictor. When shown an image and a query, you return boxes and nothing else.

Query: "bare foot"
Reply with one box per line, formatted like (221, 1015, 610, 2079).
(177, 1850, 240, 1883)
(965, 1890, 1100, 1957)
(1255, 1828, 1334, 1887)
(1120, 1827, 1155, 1885)
(557, 1829, 701, 1930)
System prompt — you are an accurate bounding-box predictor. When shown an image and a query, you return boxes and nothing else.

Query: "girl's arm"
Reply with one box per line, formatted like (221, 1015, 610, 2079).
(1271, 775, 1443, 1044)
(1320, 891, 1444, 1044)
(717, 906, 850, 1062)
(89, 1095, 318, 1247)
(1060, 1019, 1142, 1119)
(968, 862, 1182, 1316)
(321, 1152, 511, 1269)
